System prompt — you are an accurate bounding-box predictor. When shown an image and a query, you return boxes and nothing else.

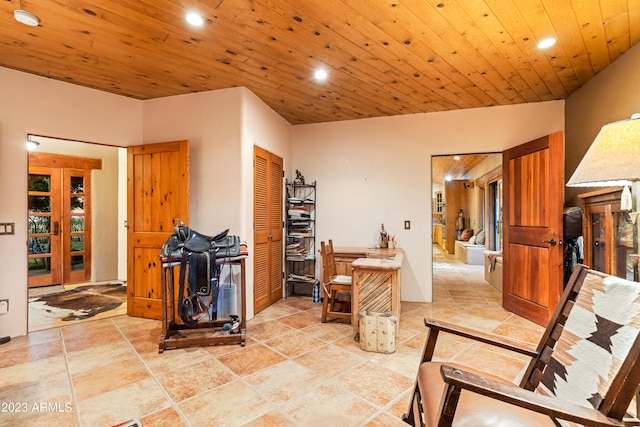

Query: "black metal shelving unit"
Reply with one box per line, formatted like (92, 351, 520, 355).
(284, 180, 318, 297)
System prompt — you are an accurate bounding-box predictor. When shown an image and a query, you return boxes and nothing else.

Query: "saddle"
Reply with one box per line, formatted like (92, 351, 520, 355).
(175, 223, 230, 252)
(161, 220, 241, 327)
(161, 221, 240, 261)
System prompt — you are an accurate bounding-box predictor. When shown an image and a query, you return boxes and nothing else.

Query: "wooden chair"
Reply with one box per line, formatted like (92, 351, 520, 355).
(404, 264, 640, 427)
(320, 240, 352, 323)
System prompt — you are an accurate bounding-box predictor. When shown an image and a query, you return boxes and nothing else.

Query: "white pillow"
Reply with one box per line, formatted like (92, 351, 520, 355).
(468, 235, 477, 245)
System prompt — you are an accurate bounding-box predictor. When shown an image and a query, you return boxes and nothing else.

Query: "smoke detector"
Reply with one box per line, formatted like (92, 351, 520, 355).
(14, 10, 40, 27)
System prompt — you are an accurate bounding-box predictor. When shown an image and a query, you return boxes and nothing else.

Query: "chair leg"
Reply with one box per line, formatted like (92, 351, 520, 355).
(403, 383, 424, 426)
(329, 290, 337, 313)
(321, 288, 329, 323)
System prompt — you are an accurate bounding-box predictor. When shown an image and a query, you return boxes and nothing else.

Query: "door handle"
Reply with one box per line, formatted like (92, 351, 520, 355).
(268, 234, 273, 239)
(541, 238, 556, 246)
(53, 221, 60, 236)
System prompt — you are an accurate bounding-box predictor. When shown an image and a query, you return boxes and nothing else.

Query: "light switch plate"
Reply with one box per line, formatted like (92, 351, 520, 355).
(0, 223, 15, 235)
(404, 220, 410, 230)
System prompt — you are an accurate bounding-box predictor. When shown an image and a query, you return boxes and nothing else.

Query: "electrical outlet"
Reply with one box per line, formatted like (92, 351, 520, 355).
(0, 299, 8, 314)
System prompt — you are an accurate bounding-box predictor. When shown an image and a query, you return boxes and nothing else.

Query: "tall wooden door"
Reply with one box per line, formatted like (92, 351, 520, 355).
(62, 168, 92, 284)
(502, 132, 564, 326)
(127, 140, 189, 319)
(28, 153, 100, 288)
(27, 166, 62, 287)
(254, 146, 283, 314)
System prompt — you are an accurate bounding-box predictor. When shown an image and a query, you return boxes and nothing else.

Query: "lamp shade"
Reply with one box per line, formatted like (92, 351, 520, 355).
(567, 115, 640, 187)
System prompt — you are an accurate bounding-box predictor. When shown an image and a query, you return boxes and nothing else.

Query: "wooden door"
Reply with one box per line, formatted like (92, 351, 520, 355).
(127, 140, 189, 319)
(27, 166, 62, 287)
(502, 132, 564, 326)
(28, 154, 100, 288)
(254, 146, 283, 314)
(62, 168, 92, 284)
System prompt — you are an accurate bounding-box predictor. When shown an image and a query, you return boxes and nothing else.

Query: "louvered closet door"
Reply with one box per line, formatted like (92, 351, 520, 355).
(254, 146, 283, 314)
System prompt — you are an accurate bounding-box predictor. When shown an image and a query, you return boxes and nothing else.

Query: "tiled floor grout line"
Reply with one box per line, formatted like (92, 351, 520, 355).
(58, 326, 83, 427)
(242, 318, 376, 425)
(3, 246, 546, 426)
(238, 307, 413, 427)
(111, 318, 196, 427)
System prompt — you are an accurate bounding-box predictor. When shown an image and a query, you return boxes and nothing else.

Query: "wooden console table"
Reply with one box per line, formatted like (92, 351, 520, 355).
(159, 256, 246, 353)
(333, 247, 403, 335)
(351, 250, 402, 335)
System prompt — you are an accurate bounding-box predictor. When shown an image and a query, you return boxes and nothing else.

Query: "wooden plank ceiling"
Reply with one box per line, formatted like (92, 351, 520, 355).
(1, 0, 638, 125)
(432, 154, 490, 185)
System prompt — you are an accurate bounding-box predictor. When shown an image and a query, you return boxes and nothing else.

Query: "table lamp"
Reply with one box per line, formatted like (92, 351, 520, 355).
(566, 113, 640, 267)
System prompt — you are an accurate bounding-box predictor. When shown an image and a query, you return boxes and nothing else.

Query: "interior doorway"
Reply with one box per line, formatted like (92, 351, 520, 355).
(431, 153, 502, 300)
(26, 135, 127, 331)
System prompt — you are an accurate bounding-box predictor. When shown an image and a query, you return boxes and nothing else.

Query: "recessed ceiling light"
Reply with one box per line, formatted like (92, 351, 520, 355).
(186, 12, 204, 26)
(537, 37, 556, 49)
(14, 9, 40, 27)
(314, 68, 328, 81)
(454, 155, 461, 161)
(445, 175, 452, 182)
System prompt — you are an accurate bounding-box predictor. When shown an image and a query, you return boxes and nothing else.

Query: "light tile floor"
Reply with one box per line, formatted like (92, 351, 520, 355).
(1, 247, 544, 426)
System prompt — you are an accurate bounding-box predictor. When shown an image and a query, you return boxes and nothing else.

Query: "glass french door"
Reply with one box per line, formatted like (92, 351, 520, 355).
(28, 166, 91, 287)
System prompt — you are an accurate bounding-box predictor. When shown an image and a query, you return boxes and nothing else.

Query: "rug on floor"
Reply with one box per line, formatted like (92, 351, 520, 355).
(29, 282, 126, 321)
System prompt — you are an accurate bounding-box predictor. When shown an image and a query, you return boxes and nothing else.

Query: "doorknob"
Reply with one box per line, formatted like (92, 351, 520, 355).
(541, 238, 557, 246)
(53, 221, 60, 236)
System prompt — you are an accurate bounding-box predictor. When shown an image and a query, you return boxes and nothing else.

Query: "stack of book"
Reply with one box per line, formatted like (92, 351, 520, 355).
(287, 206, 311, 219)
(288, 223, 312, 237)
(286, 240, 313, 261)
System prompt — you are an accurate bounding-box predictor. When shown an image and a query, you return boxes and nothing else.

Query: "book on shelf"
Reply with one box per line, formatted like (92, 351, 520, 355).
(288, 231, 312, 237)
(287, 273, 318, 284)
(288, 197, 315, 204)
(287, 206, 311, 218)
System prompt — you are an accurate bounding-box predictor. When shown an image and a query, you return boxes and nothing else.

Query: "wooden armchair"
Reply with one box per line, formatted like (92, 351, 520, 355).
(320, 240, 352, 323)
(404, 265, 640, 427)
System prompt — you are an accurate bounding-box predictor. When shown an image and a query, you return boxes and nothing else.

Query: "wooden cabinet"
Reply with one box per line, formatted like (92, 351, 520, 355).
(434, 191, 444, 213)
(432, 224, 445, 250)
(579, 188, 637, 281)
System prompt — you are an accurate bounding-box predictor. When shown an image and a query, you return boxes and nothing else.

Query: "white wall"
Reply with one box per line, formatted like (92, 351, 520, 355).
(0, 67, 142, 338)
(142, 87, 293, 320)
(0, 64, 565, 338)
(142, 88, 244, 232)
(292, 101, 564, 302)
(241, 89, 292, 317)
